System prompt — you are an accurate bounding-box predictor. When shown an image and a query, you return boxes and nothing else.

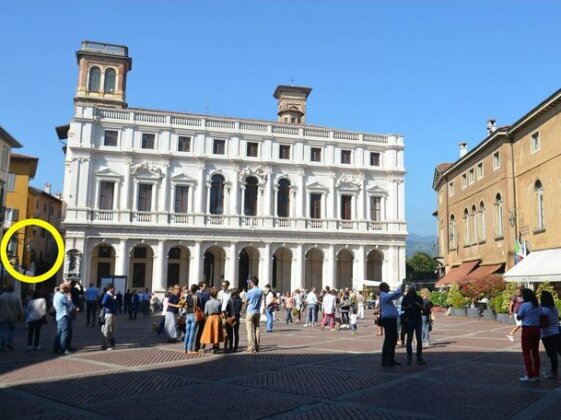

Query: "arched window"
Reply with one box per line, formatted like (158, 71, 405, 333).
(449, 215, 457, 250)
(463, 208, 470, 246)
(88, 66, 101, 91)
(471, 205, 477, 245)
(244, 176, 258, 216)
(494, 193, 504, 237)
(535, 180, 544, 229)
(209, 174, 225, 215)
(479, 201, 486, 241)
(277, 178, 291, 217)
(104, 68, 116, 93)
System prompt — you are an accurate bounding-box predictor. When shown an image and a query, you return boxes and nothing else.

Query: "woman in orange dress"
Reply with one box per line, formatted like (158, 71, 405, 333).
(200, 287, 224, 353)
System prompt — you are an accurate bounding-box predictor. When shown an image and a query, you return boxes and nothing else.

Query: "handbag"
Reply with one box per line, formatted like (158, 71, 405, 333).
(195, 307, 204, 322)
(226, 316, 236, 327)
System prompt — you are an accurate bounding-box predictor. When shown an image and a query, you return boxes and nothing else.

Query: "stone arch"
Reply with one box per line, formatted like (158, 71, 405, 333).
(366, 249, 384, 282)
(272, 247, 292, 293)
(166, 245, 190, 288)
(203, 245, 226, 289)
(238, 246, 260, 290)
(336, 249, 354, 290)
(90, 243, 116, 287)
(128, 244, 154, 290)
(305, 248, 324, 292)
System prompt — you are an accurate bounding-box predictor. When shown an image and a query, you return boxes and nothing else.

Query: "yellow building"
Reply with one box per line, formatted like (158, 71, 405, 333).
(4, 154, 38, 266)
(4, 154, 62, 287)
(434, 87, 561, 289)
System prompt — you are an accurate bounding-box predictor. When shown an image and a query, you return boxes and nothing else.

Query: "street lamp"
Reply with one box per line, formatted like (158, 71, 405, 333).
(508, 210, 516, 227)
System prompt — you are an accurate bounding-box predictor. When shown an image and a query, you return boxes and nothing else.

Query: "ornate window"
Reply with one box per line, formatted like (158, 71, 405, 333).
(478, 201, 486, 241)
(449, 215, 457, 250)
(88, 66, 101, 91)
(341, 195, 352, 220)
(535, 180, 544, 230)
(174, 186, 189, 213)
(277, 179, 291, 217)
(99, 182, 115, 210)
(104, 68, 116, 93)
(494, 193, 504, 237)
(463, 208, 470, 246)
(244, 176, 258, 216)
(209, 174, 225, 215)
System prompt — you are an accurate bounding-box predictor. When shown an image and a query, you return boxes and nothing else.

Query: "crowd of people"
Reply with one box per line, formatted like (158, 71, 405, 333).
(2, 279, 560, 383)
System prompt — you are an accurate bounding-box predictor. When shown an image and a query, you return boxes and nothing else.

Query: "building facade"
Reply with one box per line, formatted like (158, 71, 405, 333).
(434, 88, 561, 287)
(0, 127, 22, 246)
(58, 41, 407, 293)
(3, 154, 62, 281)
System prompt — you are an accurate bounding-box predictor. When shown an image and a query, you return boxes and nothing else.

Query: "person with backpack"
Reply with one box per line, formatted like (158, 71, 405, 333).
(264, 284, 277, 333)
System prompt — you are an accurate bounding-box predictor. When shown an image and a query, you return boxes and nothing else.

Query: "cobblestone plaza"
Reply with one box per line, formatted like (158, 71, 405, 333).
(1, 312, 560, 419)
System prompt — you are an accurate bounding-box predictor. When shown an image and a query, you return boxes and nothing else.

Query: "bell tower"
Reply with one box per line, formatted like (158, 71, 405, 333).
(273, 85, 312, 124)
(74, 41, 132, 108)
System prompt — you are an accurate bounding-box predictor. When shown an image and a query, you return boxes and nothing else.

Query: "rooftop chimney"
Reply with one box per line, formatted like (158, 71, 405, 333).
(459, 142, 468, 158)
(487, 119, 497, 135)
(273, 85, 312, 125)
(44, 183, 52, 195)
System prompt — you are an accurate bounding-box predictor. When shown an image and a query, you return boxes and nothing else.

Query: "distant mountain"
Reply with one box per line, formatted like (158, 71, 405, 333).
(406, 233, 438, 257)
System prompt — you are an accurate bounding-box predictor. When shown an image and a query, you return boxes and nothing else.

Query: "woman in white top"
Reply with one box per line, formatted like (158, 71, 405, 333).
(25, 290, 47, 351)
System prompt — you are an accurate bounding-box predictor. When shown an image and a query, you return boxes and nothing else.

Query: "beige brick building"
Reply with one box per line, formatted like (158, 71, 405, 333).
(433, 87, 561, 288)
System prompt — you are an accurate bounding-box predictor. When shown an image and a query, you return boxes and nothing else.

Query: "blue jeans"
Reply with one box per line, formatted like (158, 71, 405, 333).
(307, 304, 317, 325)
(0, 321, 16, 349)
(183, 314, 197, 352)
(266, 308, 274, 332)
(55, 315, 70, 353)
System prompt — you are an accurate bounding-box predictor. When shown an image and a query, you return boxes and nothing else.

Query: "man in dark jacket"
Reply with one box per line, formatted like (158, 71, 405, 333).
(401, 285, 426, 365)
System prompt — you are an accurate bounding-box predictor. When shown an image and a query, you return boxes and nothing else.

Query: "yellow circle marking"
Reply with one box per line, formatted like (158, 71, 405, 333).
(0, 218, 65, 284)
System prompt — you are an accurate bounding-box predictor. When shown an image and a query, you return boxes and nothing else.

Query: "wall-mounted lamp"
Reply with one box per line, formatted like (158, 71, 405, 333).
(508, 210, 516, 227)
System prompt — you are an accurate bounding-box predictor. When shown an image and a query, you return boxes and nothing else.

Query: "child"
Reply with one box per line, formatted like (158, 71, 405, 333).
(350, 309, 358, 334)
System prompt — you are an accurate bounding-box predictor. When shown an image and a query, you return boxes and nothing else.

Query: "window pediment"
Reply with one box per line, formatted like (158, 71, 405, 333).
(367, 185, 388, 196)
(307, 181, 328, 191)
(239, 165, 269, 183)
(95, 168, 123, 179)
(171, 173, 197, 185)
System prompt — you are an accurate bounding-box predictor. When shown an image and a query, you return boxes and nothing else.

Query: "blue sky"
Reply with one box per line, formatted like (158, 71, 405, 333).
(2, 1, 561, 236)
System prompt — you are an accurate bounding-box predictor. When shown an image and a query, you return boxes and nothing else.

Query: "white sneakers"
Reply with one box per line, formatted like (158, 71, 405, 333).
(507, 334, 515, 342)
(519, 375, 539, 383)
(543, 371, 558, 379)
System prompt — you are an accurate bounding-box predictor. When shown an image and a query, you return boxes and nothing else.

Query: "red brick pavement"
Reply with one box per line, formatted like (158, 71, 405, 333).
(0, 311, 560, 419)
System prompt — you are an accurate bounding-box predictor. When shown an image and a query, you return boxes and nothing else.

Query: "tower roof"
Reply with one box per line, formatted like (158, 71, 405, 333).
(273, 85, 312, 99)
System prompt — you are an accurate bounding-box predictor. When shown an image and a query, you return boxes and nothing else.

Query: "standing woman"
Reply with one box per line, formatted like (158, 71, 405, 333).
(516, 288, 541, 382)
(421, 288, 433, 347)
(200, 287, 224, 353)
(183, 284, 199, 354)
(164, 285, 181, 342)
(26, 290, 47, 351)
(283, 292, 294, 325)
(225, 289, 242, 352)
(540, 291, 561, 379)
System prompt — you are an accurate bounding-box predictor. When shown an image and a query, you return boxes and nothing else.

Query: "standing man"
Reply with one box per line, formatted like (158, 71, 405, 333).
(263, 284, 277, 333)
(84, 283, 99, 327)
(218, 280, 231, 312)
(400, 285, 426, 365)
(320, 289, 337, 331)
(357, 291, 365, 319)
(244, 276, 263, 352)
(0, 284, 24, 351)
(101, 284, 118, 350)
(124, 289, 132, 315)
(379, 281, 405, 367)
(507, 286, 524, 342)
(53, 282, 73, 355)
(116, 290, 123, 314)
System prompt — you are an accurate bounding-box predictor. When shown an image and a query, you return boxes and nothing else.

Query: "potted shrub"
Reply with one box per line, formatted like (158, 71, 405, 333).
(495, 283, 516, 324)
(446, 284, 467, 316)
(430, 290, 448, 312)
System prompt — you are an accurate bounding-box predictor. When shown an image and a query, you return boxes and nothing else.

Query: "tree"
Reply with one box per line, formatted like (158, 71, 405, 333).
(406, 252, 438, 282)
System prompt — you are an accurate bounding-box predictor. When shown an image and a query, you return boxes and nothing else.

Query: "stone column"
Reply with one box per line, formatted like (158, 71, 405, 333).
(291, 244, 304, 291)
(190, 241, 202, 285)
(152, 240, 166, 292)
(260, 243, 272, 284)
(325, 245, 336, 289)
(227, 242, 238, 285)
(231, 165, 239, 216)
(115, 239, 128, 277)
(196, 162, 206, 214)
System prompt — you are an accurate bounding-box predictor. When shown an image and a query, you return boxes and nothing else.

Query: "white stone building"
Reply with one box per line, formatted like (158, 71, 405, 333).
(57, 41, 407, 293)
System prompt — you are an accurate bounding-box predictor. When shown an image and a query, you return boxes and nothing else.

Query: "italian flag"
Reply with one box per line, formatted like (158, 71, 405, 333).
(514, 240, 526, 264)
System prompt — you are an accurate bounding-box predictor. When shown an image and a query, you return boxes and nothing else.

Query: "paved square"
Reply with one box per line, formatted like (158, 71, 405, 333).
(1, 311, 560, 419)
